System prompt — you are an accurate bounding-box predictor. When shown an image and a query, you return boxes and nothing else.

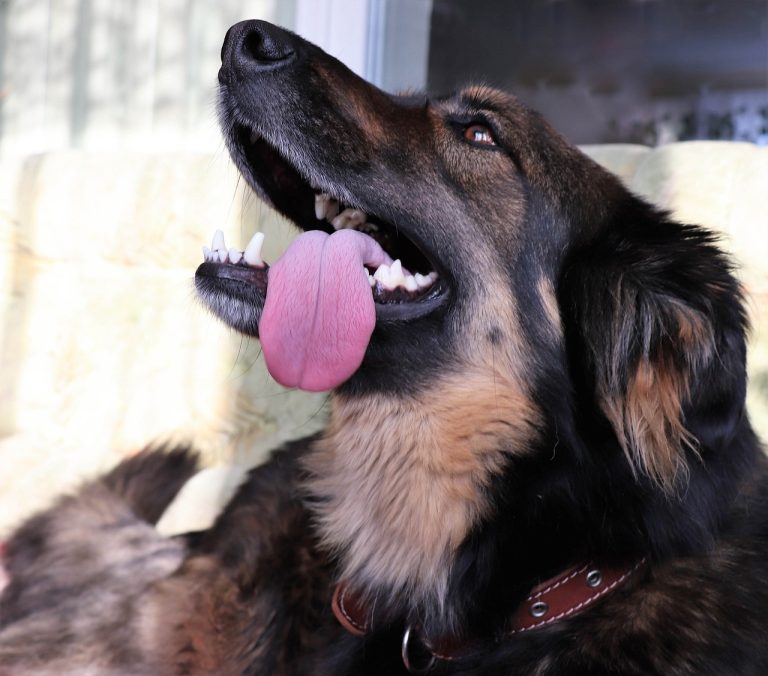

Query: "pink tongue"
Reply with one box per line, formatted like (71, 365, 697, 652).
(260, 229, 388, 391)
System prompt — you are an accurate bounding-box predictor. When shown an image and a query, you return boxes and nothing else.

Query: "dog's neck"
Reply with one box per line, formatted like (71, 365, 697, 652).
(302, 370, 539, 625)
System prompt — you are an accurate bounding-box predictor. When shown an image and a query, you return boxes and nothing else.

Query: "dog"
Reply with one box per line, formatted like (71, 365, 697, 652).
(1, 19, 767, 675)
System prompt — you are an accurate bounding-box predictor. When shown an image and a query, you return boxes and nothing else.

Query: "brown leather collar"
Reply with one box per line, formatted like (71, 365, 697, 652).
(507, 559, 646, 634)
(332, 559, 646, 669)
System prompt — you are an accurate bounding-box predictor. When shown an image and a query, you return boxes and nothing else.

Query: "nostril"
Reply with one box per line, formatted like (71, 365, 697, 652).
(242, 27, 294, 64)
(220, 20, 297, 75)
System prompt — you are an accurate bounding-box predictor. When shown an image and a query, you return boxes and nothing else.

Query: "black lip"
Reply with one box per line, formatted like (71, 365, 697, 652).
(195, 261, 268, 337)
(196, 256, 449, 325)
(197, 260, 269, 287)
(373, 282, 449, 321)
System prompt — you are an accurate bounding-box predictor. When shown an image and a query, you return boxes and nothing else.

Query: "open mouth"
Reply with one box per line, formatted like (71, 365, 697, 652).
(195, 122, 451, 391)
(201, 193, 440, 305)
(198, 124, 449, 321)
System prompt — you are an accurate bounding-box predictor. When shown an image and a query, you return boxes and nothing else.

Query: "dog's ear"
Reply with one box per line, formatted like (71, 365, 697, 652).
(560, 207, 747, 492)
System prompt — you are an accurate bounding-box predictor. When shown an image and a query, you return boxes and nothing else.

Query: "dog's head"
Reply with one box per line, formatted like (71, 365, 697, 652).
(200, 20, 589, 395)
(199, 20, 749, 491)
(198, 24, 755, 625)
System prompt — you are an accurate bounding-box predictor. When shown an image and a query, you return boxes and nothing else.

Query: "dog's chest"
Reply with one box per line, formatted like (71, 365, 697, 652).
(303, 380, 536, 604)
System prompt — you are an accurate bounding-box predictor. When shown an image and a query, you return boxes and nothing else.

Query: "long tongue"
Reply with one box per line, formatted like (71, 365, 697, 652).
(259, 229, 392, 391)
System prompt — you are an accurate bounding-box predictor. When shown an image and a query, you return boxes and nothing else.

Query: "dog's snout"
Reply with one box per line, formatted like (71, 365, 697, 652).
(220, 20, 296, 82)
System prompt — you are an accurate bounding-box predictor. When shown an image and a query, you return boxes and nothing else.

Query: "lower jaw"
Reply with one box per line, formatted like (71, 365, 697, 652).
(374, 287, 449, 321)
(196, 260, 449, 326)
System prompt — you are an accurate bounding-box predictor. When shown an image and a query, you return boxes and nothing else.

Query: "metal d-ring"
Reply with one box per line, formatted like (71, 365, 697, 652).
(401, 624, 437, 673)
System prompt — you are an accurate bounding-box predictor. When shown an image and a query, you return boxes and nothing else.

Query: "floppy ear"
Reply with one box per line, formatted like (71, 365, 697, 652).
(561, 208, 747, 493)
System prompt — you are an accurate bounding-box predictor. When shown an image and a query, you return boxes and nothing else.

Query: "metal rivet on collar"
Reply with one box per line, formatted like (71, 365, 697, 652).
(529, 600, 549, 618)
(586, 569, 603, 588)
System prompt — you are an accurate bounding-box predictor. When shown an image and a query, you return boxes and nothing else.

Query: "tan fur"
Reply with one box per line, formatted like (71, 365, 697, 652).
(599, 294, 714, 492)
(538, 276, 562, 337)
(673, 302, 715, 359)
(304, 365, 539, 618)
(602, 359, 695, 491)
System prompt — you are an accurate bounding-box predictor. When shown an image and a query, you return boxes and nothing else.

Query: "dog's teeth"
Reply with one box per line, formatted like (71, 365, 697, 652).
(243, 232, 265, 266)
(228, 248, 243, 264)
(389, 259, 406, 287)
(332, 208, 367, 230)
(217, 249, 228, 263)
(414, 273, 432, 289)
(373, 264, 435, 293)
(373, 263, 391, 286)
(315, 194, 341, 221)
(368, 272, 376, 287)
(202, 245, 212, 261)
(315, 193, 330, 220)
(212, 230, 226, 251)
(315, 193, 328, 221)
(212, 229, 226, 251)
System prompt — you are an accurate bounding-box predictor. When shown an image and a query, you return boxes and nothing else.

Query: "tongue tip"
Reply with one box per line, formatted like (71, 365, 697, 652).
(263, 353, 365, 392)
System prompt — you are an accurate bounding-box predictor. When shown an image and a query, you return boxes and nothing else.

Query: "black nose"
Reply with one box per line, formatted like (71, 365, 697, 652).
(220, 20, 297, 82)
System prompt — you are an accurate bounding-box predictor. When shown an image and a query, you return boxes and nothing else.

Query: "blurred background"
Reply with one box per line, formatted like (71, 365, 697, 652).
(0, 0, 766, 533)
(2, 0, 766, 156)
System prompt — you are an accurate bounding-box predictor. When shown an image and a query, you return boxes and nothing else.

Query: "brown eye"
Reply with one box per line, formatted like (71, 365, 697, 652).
(464, 124, 496, 146)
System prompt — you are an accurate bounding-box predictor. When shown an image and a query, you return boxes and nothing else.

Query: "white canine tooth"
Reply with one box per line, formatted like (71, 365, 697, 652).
(428, 272, 439, 283)
(202, 245, 211, 261)
(217, 249, 228, 263)
(368, 273, 376, 287)
(212, 229, 226, 251)
(228, 248, 243, 264)
(243, 232, 265, 266)
(315, 193, 330, 220)
(389, 259, 406, 287)
(404, 275, 418, 292)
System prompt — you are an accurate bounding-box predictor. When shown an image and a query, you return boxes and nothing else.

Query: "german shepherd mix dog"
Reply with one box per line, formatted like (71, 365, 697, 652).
(1, 20, 767, 675)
